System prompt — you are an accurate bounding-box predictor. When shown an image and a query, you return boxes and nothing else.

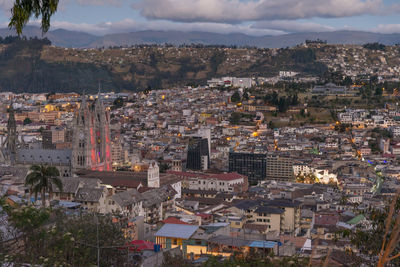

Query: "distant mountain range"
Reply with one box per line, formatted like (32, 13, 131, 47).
(2, 26, 400, 48)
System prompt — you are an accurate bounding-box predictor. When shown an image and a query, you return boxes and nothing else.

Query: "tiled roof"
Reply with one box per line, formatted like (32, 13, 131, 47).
(75, 187, 104, 202)
(112, 189, 142, 207)
(52, 177, 100, 193)
(78, 170, 181, 187)
(280, 235, 308, 249)
(141, 185, 176, 208)
(167, 170, 245, 181)
(162, 217, 190, 225)
(16, 149, 71, 165)
(254, 206, 284, 214)
(128, 240, 155, 251)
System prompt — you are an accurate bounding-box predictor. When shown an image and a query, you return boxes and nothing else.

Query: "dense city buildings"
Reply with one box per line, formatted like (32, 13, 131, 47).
(2, 0, 400, 264)
(1, 60, 400, 265)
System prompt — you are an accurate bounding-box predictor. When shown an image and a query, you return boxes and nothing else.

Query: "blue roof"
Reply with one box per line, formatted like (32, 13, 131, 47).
(247, 241, 277, 248)
(155, 223, 198, 239)
(58, 201, 81, 209)
(7, 195, 22, 203)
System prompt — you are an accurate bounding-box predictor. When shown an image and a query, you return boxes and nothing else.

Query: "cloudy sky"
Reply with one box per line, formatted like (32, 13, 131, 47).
(1, 0, 400, 36)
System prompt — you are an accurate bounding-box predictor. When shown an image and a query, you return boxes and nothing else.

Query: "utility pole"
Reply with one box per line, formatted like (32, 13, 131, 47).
(96, 215, 100, 267)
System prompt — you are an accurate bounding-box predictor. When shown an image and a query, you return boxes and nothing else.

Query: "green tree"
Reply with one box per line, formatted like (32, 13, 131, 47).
(0, 203, 128, 266)
(242, 91, 250, 101)
(375, 86, 383, 96)
(9, 0, 59, 35)
(343, 76, 353, 86)
(290, 94, 299, 105)
(340, 194, 400, 266)
(278, 97, 289, 112)
(113, 97, 124, 109)
(159, 163, 169, 173)
(370, 75, 379, 85)
(23, 117, 32, 125)
(209, 50, 226, 75)
(25, 164, 62, 207)
(230, 112, 241, 124)
(231, 91, 241, 103)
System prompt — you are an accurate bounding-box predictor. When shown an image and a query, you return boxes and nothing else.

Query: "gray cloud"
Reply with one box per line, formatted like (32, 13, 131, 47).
(75, 0, 125, 7)
(0, 0, 14, 15)
(133, 0, 385, 23)
(25, 18, 400, 36)
(38, 19, 284, 36)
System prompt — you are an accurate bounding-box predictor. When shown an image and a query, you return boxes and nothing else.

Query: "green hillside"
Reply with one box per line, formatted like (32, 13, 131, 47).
(0, 38, 329, 93)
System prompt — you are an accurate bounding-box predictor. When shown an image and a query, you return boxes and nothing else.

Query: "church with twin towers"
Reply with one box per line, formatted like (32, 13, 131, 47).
(72, 93, 112, 172)
(0, 93, 112, 176)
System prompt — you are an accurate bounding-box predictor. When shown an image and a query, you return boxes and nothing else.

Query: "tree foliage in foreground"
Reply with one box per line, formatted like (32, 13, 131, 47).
(9, 0, 59, 35)
(162, 251, 309, 267)
(0, 202, 129, 266)
(202, 255, 309, 267)
(341, 194, 400, 266)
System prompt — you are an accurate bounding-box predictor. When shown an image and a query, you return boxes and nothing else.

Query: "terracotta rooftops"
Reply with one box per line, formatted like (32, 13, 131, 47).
(167, 170, 246, 181)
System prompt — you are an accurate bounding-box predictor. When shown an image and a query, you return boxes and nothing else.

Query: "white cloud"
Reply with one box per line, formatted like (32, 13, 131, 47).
(251, 20, 335, 33)
(371, 24, 400, 34)
(133, 0, 386, 23)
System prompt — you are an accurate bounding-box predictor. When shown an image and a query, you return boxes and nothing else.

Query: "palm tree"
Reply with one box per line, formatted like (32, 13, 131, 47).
(25, 164, 62, 207)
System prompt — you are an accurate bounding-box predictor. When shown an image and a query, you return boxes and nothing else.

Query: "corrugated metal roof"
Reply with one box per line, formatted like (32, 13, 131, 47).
(155, 223, 198, 239)
(248, 241, 277, 248)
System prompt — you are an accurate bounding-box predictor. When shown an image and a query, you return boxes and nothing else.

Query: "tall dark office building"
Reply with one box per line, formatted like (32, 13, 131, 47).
(186, 137, 210, 170)
(229, 152, 267, 183)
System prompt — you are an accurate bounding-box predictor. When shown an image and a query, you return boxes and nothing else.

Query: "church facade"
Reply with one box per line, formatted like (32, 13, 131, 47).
(71, 94, 112, 172)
